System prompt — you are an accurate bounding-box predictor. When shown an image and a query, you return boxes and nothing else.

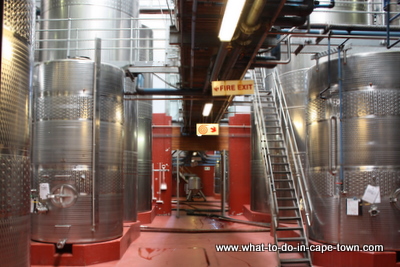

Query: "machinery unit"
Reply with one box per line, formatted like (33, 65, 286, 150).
(1, 0, 34, 266)
(307, 51, 400, 249)
(31, 59, 125, 245)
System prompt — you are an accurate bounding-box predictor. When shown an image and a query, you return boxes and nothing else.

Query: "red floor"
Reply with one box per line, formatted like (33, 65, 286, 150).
(31, 200, 400, 267)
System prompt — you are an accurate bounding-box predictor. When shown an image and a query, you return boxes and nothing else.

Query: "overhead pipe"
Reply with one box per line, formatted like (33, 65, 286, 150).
(126, 74, 206, 96)
(268, 0, 315, 16)
(190, 0, 198, 88)
(251, 35, 292, 66)
(314, 0, 335, 8)
(239, 0, 267, 35)
(274, 16, 307, 26)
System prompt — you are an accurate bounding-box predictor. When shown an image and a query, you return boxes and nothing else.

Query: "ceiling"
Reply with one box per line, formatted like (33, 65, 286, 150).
(170, 0, 313, 135)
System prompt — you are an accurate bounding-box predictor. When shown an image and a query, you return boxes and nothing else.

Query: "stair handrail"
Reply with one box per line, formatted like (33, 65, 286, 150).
(251, 69, 280, 231)
(271, 68, 314, 227)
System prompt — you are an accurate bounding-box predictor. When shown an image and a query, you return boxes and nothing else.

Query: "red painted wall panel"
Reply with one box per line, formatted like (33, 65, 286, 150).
(152, 114, 172, 215)
(228, 114, 251, 215)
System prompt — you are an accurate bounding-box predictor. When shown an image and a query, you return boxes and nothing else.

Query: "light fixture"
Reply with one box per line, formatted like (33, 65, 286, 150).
(218, 0, 246, 42)
(202, 103, 213, 116)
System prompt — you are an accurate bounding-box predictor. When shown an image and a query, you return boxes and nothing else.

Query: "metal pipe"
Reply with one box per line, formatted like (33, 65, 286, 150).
(252, 35, 292, 66)
(319, 36, 332, 99)
(314, 0, 335, 8)
(91, 38, 101, 232)
(221, 150, 227, 217)
(176, 150, 180, 219)
(190, 0, 198, 88)
(240, 0, 267, 35)
(204, 42, 229, 93)
(278, 0, 315, 16)
(338, 45, 344, 184)
(134, 88, 205, 96)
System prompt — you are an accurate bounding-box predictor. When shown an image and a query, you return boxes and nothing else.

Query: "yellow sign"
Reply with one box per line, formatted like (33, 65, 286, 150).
(212, 80, 254, 96)
(196, 124, 219, 136)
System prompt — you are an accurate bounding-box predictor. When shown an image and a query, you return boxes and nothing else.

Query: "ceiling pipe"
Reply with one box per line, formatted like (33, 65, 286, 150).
(132, 87, 205, 96)
(239, 0, 267, 35)
(190, 0, 198, 88)
(203, 42, 229, 93)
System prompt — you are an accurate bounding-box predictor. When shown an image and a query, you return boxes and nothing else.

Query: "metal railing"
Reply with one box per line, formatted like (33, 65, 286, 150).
(35, 16, 180, 66)
(269, 68, 314, 227)
(251, 70, 280, 230)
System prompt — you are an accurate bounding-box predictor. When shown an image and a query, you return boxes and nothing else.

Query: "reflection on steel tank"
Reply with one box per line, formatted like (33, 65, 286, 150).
(1, 0, 34, 266)
(306, 51, 400, 249)
(31, 59, 124, 245)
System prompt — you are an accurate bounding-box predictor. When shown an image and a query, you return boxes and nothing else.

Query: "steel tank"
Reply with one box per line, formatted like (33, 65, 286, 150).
(39, 0, 139, 66)
(31, 59, 124, 244)
(307, 51, 400, 249)
(137, 98, 153, 212)
(1, 0, 34, 266)
(123, 78, 138, 221)
(250, 111, 269, 212)
(310, 0, 369, 25)
(136, 26, 154, 213)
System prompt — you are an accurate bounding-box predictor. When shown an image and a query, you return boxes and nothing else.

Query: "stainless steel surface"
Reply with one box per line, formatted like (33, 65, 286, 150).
(39, 0, 139, 66)
(1, 1, 34, 266)
(31, 59, 124, 243)
(123, 78, 138, 221)
(310, 0, 369, 25)
(188, 176, 202, 190)
(307, 51, 400, 249)
(137, 99, 153, 212)
(136, 30, 153, 213)
(250, 113, 269, 212)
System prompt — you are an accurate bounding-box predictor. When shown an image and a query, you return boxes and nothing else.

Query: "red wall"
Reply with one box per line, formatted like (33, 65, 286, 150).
(151, 113, 251, 216)
(228, 114, 251, 215)
(152, 114, 172, 215)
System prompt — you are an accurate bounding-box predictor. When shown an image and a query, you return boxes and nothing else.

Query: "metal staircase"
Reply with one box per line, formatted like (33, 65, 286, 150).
(251, 68, 313, 267)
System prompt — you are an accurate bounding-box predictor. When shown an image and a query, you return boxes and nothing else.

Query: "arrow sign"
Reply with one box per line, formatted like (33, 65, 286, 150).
(196, 124, 219, 136)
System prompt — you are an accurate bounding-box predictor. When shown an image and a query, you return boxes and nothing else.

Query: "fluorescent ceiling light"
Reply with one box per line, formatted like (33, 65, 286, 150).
(218, 0, 246, 42)
(202, 103, 213, 116)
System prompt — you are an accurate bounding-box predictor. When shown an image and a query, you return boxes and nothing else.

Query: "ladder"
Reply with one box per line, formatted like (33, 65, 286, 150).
(251, 68, 313, 267)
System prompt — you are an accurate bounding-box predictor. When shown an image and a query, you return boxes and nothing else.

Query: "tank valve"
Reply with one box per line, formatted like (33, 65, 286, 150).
(56, 239, 67, 249)
(368, 205, 380, 217)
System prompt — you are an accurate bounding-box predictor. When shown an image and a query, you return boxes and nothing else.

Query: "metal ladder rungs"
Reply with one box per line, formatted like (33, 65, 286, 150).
(280, 258, 312, 264)
(275, 188, 295, 191)
(274, 179, 293, 182)
(277, 237, 307, 242)
(277, 197, 297, 201)
(276, 226, 304, 231)
(278, 206, 298, 210)
(279, 216, 302, 221)
(273, 171, 291, 174)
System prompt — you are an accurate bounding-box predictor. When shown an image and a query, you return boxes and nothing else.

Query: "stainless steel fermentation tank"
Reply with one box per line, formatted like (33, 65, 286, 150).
(31, 59, 125, 244)
(1, 0, 34, 266)
(39, 0, 139, 66)
(123, 78, 138, 222)
(307, 51, 400, 249)
(137, 97, 153, 213)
